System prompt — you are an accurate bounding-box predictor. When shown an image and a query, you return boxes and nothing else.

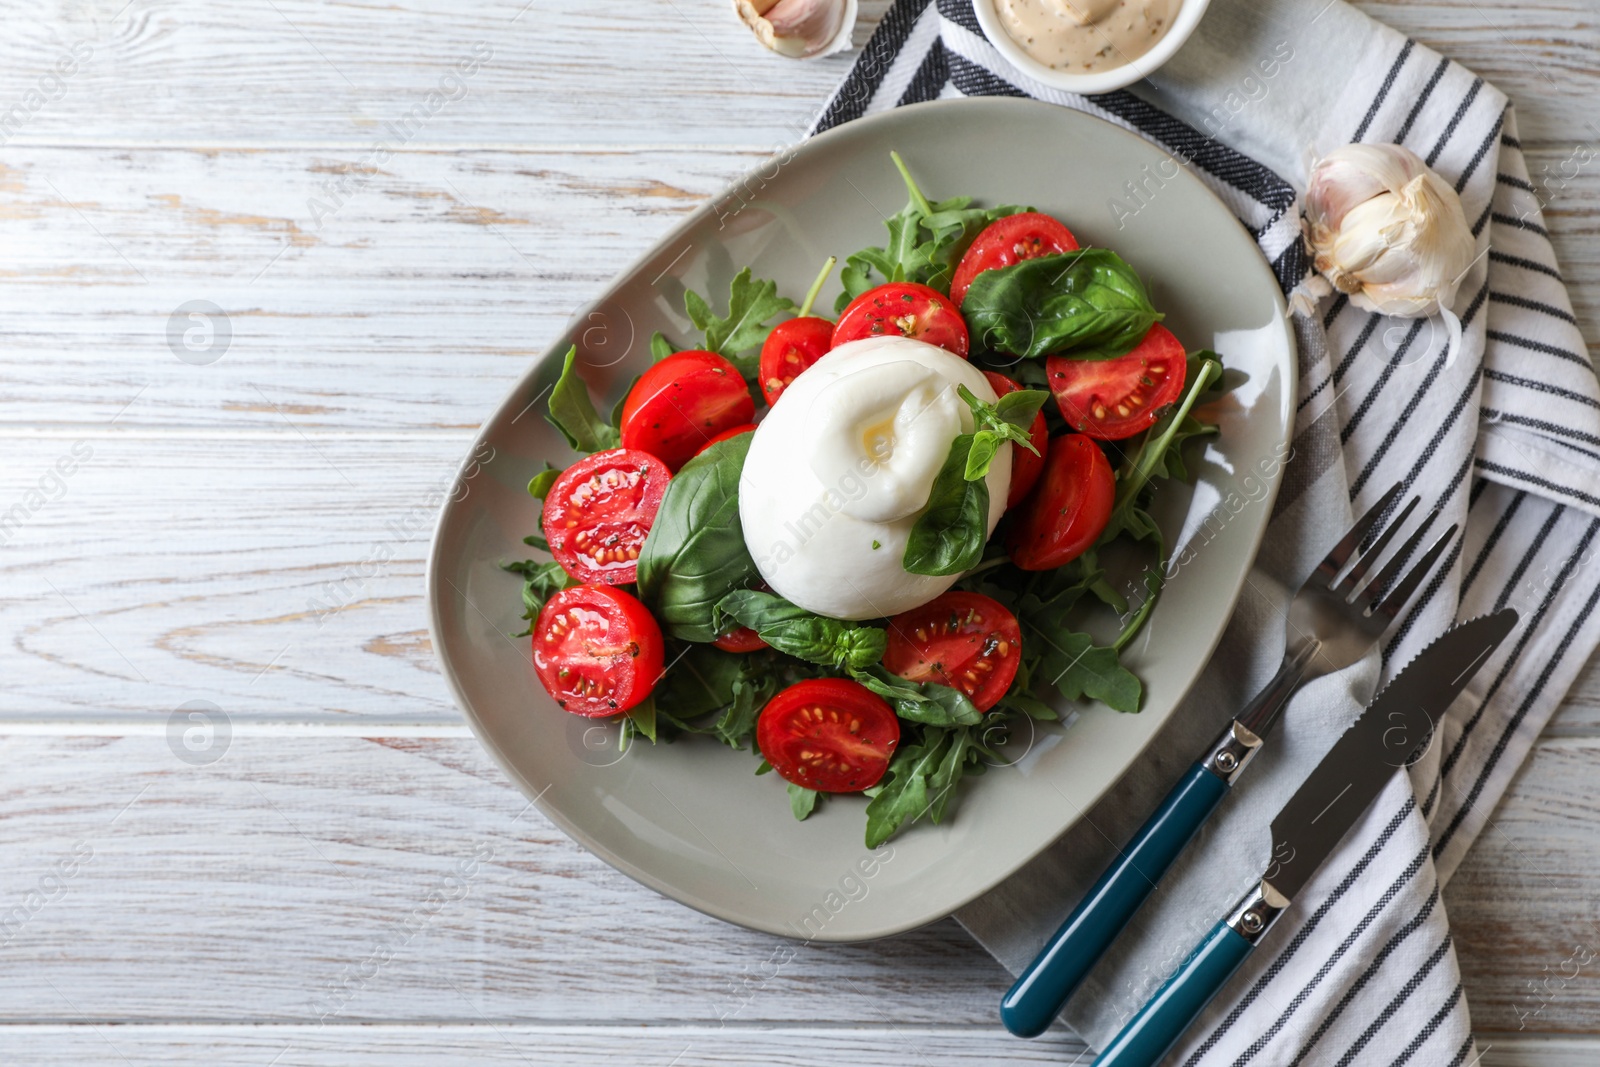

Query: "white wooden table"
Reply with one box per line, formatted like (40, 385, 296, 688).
(3, 1, 1597, 1063)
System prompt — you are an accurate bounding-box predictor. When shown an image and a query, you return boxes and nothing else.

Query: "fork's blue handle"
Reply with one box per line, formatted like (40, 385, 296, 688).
(999, 762, 1228, 1038)
(1090, 920, 1255, 1067)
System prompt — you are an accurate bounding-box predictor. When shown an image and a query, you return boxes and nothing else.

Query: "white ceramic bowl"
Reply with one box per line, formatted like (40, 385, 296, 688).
(973, 0, 1213, 95)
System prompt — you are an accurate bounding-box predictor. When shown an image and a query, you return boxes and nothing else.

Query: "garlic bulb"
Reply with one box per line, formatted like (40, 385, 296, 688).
(735, 0, 856, 59)
(1303, 143, 1476, 318)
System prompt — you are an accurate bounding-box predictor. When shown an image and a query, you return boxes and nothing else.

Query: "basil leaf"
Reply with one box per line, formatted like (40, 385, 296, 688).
(503, 559, 577, 637)
(992, 388, 1049, 431)
(962, 251, 1162, 361)
(788, 783, 819, 821)
(716, 589, 887, 672)
(636, 433, 761, 642)
(955, 385, 1045, 481)
(904, 434, 990, 576)
(965, 433, 1001, 482)
(685, 268, 795, 357)
(853, 667, 982, 726)
(546, 346, 621, 454)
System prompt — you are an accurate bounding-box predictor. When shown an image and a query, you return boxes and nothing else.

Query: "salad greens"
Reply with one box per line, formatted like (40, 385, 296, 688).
(515, 153, 1233, 849)
(836, 151, 1025, 311)
(961, 249, 1163, 361)
(715, 589, 887, 672)
(546, 346, 622, 454)
(635, 433, 762, 643)
(903, 433, 990, 577)
(685, 267, 794, 372)
(959, 384, 1047, 480)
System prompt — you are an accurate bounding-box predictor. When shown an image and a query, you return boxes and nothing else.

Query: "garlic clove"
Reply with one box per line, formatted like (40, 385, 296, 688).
(1302, 143, 1477, 319)
(735, 0, 856, 59)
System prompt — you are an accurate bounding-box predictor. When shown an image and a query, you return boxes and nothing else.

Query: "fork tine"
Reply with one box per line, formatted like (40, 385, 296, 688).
(1354, 507, 1440, 612)
(1334, 495, 1421, 598)
(1315, 481, 1405, 586)
(1370, 520, 1458, 621)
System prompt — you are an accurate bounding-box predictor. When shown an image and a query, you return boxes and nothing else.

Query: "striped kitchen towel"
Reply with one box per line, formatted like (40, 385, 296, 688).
(813, 0, 1600, 1062)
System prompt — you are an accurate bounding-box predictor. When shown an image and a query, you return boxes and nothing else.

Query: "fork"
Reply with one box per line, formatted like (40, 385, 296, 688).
(999, 482, 1455, 1039)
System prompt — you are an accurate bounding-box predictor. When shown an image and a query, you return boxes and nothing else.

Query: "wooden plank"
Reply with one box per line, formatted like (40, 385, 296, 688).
(1, 433, 471, 718)
(0, 730, 1590, 1033)
(0, 0, 892, 149)
(0, 1, 1590, 148)
(0, 1025, 1091, 1065)
(0, 1023, 1588, 1066)
(0, 144, 762, 432)
(0, 144, 1594, 435)
(0, 734, 1019, 1026)
(1444, 740, 1600, 1036)
(1481, 1036, 1600, 1066)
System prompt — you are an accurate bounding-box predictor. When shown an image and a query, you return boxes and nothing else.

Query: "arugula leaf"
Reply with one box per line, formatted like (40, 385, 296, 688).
(503, 559, 577, 637)
(961, 251, 1162, 361)
(835, 152, 1026, 309)
(852, 667, 982, 726)
(904, 434, 990, 576)
(927, 726, 974, 824)
(685, 268, 795, 357)
(714, 675, 773, 748)
(864, 729, 951, 848)
(789, 783, 819, 821)
(1099, 355, 1222, 546)
(636, 433, 761, 642)
(624, 697, 657, 743)
(527, 462, 563, 501)
(649, 331, 678, 362)
(957, 384, 1046, 480)
(716, 589, 887, 672)
(546, 346, 622, 454)
(1030, 627, 1142, 712)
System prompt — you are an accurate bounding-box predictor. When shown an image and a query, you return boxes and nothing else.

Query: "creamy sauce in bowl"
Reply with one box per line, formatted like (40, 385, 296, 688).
(993, 0, 1179, 73)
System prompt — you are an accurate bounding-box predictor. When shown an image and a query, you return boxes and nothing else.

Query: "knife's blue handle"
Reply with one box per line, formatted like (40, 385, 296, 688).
(999, 762, 1229, 1038)
(1091, 921, 1254, 1067)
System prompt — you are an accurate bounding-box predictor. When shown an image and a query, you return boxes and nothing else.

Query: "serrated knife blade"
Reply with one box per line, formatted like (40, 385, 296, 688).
(1088, 610, 1519, 1067)
(1261, 609, 1519, 902)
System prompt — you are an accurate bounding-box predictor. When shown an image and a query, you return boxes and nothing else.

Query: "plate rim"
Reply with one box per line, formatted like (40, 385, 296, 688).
(426, 95, 1297, 942)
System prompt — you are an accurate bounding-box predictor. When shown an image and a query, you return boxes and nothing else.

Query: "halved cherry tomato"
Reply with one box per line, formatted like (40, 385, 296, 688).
(832, 282, 969, 358)
(759, 317, 833, 404)
(620, 349, 755, 470)
(884, 592, 1022, 712)
(694, 423, 756, 458)
(712, 626, 768, 654)
(532, 584, 664, 717)
(757, 678, 899, 792)
(1007, 434, 1116, 571)
(543, 448, 671, 585)
(1047, 324, 1187, 441)
(982, 370, 1049, 509)
(950, 211, 1079, 306)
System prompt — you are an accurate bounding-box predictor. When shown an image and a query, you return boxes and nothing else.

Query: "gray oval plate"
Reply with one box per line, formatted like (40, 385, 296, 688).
(427, 97, 1295, 943)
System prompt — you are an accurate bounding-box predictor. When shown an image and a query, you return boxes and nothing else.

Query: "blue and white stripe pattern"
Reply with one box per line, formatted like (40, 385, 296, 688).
(814, 2, 1600, 1062)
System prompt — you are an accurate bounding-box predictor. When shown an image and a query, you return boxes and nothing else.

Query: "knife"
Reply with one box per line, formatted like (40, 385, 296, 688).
(1089, 609, 1518, 1067)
